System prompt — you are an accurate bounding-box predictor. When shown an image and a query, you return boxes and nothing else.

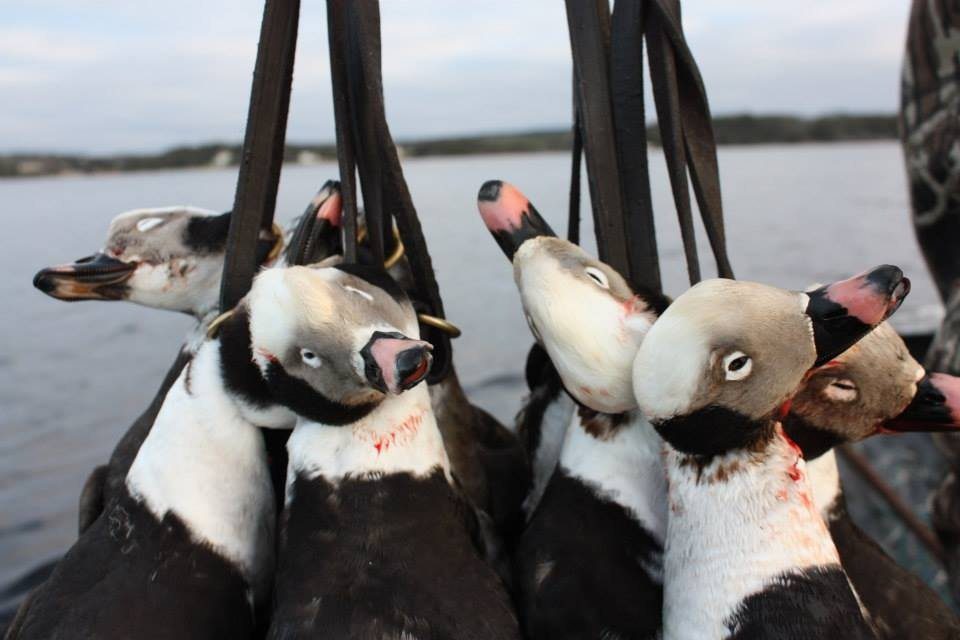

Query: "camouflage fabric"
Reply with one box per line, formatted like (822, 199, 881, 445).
(902, 0, 960, 605)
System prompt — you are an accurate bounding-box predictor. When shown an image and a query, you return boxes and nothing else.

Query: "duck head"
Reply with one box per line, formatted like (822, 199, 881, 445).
(785, 321, 960, 459)
(633, 270, 909, 458)
(33, 206, 282, 316)
(243, 263, 432, 425)
(477, 179, 667, 413)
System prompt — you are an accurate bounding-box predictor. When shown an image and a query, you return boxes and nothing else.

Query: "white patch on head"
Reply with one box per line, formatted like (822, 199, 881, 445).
(343, 284, 374, 302)
(286, 384, 451, 483)
(914, 366, 925, 383)
(559, 410, 668, 544)
(136, 216, 166, 232)
(723, 351, 753, 381)
(523, 392, 575, 518)
(823, 378, 858, 402)
(633, 311, 711, 420)
(126, 341, 277, 602)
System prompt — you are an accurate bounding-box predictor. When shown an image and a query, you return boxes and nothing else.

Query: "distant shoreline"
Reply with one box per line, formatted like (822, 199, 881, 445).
(0, 113, 897, 179)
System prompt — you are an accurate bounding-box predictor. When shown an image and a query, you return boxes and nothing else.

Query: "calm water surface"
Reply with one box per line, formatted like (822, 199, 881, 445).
(0, 143, 950, 598)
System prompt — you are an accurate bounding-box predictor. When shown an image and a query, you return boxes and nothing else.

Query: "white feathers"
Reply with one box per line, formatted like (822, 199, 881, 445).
(136, 217, 166, 232)
(661, 433, 841, 639)
(522, 393, 575, 518)
(343, 284, 374, 301)
(125, 342, 276, 601)
(559, 411, 668, 544)
(286, 383, 451, 483)
(633, 311, 711, 420)
(807, 450, 842, 520)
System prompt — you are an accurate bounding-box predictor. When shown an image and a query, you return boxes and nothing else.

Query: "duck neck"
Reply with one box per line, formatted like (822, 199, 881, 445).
(286, 383, 451, 494)
(661, 420, 841, 639)
(558, 404, 668, 542)
(125, 339, 278, 598)
(806, 449, 844, 522)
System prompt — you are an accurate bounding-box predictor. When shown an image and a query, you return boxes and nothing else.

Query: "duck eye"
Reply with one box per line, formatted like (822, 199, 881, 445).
(825, 378, 857, 402)
(584, 266, 610, 289)
(300, 348, 322, 368)
(136, 217, 165, 233)
(723, 351, 752, 381)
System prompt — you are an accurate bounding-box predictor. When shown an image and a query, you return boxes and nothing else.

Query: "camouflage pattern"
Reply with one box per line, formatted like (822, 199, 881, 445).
(901, 0, 960, 605)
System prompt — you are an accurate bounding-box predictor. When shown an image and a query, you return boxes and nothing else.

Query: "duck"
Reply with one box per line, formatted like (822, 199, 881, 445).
(30, 186, 332, 535)
(477, 179, 669, 638)
(633, 269, 907, 639)
(785, 321, 960, 639)
(285, 196, 530, 551)
(4, 263, 380, 639)
(262, 263, 521, 639)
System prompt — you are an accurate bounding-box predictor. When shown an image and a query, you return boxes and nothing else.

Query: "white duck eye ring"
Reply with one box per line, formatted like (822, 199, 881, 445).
(824, 378, 858, 402)
(300, 348, 322, 368)
(584, 266, 610, 289)
(723, 351, 752, 381)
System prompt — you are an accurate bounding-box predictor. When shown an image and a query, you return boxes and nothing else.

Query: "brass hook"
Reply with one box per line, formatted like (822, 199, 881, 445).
(384, 226, 406, 270)
(265, 221, 285, 264)
(417, 313, 462, 338)
(205, 309, 236, 339)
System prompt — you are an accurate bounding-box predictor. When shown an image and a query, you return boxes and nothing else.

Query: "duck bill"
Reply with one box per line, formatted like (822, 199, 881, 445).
(283, 180, 343, 266)
(477, 180, 556, 260)
(805, 265, 910, 366)
(33, 253, 136, 301)
(361, 331, 433, 395)
(883, 373, 960, 433)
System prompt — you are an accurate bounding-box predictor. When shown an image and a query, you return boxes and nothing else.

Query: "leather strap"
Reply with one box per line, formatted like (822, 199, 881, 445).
(565, 0, 734, 288)
(220, 0, 300, 311)
(611, 0, 661, 292)
(326, 0, 453, 383)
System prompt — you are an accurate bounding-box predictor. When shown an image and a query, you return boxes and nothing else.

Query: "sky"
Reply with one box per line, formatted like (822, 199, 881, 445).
(1, 1, 911, 154)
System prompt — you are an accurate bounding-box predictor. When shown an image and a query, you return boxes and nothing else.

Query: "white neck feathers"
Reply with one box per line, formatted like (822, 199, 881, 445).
(286, 383, 451, 496)
(125, 341, 276, 599)
(558, 410, 668, 543)
(661, 425, 841, 639)
(806, 449, 843, 521)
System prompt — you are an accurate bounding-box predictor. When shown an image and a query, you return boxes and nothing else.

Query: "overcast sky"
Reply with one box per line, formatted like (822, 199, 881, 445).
(2, 1, 910, 154)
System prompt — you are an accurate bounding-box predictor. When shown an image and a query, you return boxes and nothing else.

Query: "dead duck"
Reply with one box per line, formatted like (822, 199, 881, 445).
(785, 321, 960, 639)
(30, 189, 326, 535)
(633, 271, 907, 639)
(288, 198, 530, 546)
(5, 264, 381, 639)
(263, 264, 521, 639)
(477, 179, 669, 638)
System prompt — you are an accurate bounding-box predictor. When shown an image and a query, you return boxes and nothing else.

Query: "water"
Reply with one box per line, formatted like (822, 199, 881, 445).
(0, 142, 950, 599)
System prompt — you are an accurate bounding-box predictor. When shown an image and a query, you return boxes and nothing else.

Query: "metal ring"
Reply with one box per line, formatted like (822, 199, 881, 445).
(265, 222, 285, 264)
(417, 313, 462, 338)
(383, 227, 406, 270)
(205, 309, 236, 339)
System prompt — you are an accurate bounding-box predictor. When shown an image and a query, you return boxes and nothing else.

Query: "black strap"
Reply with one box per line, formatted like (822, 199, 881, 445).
(565, 0, 632, 279)
(220, 0, 300, 311)
(611, 0, 661, 292)
(565, 0, 734, 288)
(567, 98, 583, 245)
(648, 0, 734, 279)
(326, 0, 452, 383)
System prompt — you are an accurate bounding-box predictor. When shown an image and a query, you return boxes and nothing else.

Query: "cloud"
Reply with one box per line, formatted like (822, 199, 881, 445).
(0, 0, 910, 153)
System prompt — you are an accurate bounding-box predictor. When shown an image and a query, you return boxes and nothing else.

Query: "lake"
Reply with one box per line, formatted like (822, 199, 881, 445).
(0, 142, 951, 602)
